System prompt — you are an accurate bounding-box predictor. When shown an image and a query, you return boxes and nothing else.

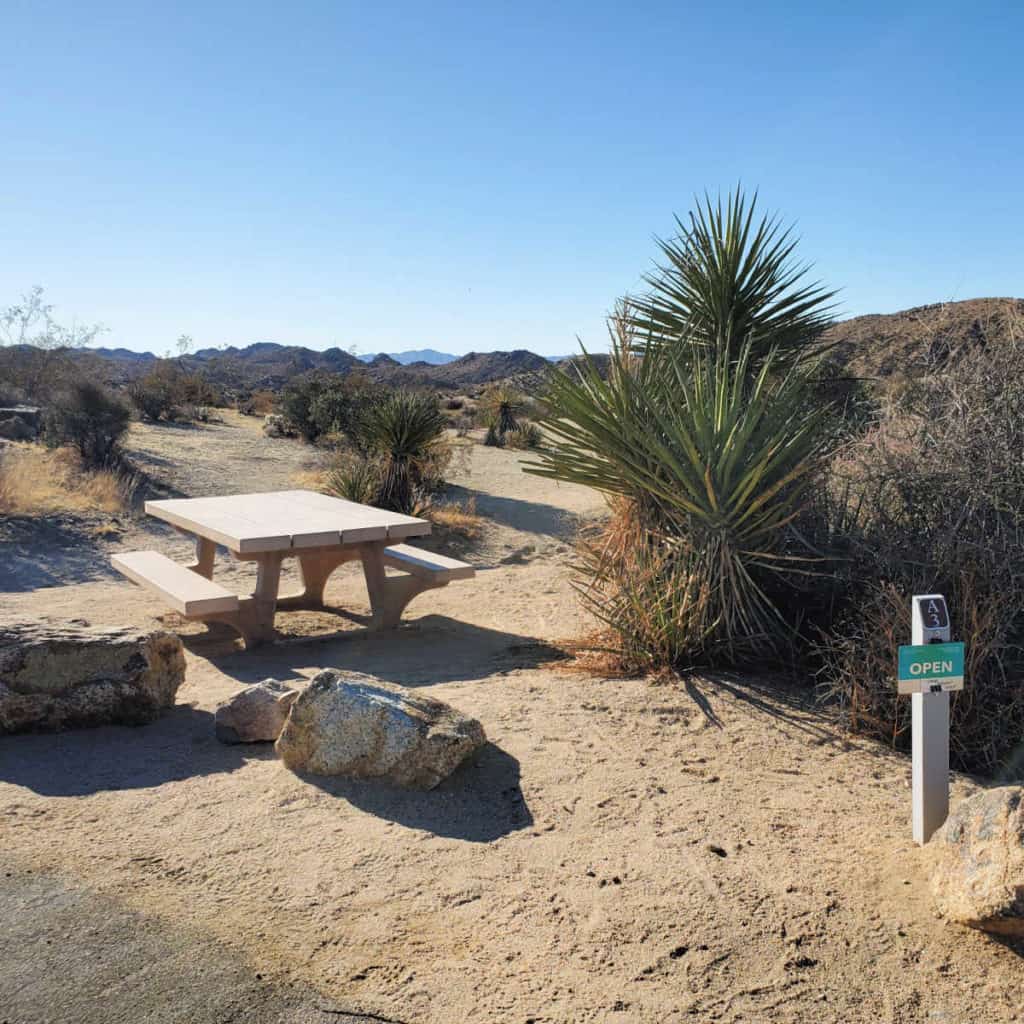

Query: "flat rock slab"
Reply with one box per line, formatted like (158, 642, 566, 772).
(0, 619, 185, 733)
(275, 669, 486, 789)
(930, 785, 1024, 935)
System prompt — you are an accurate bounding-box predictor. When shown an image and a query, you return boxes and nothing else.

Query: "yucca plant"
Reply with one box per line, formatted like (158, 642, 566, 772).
(481, 384, 523, 438)
(527, 333, 831, 663)
(628, 188, 837, 366)
(350, 390, 447, 514)
(525, 189, 839, 667)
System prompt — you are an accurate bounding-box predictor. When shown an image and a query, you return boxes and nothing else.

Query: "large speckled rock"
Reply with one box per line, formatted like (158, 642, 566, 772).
(215, 679, 299, 744)
(275, 669, 486, 789)
(0, 620, 185, 733)
(929, 786, 1024, 935)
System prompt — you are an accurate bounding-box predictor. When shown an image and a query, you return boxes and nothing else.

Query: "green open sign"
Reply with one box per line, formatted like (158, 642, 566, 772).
(897, 642, 965, 694)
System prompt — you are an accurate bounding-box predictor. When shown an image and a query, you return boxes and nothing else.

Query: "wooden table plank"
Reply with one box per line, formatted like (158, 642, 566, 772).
(145, 491, 429, 552)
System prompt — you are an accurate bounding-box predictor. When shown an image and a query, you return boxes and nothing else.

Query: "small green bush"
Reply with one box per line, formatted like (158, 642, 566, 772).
(483, 421, 504, 447)
(43, 381, 130, 467)
(505, 422, 543, 450)
(325, 390, 449, 515)
(278, 370, 383, 443)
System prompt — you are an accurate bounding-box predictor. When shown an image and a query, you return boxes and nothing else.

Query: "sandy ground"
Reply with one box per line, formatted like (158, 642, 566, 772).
(2, 413, 1023, 1023)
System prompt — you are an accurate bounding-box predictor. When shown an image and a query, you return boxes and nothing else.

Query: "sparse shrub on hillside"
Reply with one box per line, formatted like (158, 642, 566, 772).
(128, 361, 220, 422)
(43, 381, 130, 468)
(128, 363, 180, 420)
(816, 340, 1024, 775)
(237, 389, 276, 416)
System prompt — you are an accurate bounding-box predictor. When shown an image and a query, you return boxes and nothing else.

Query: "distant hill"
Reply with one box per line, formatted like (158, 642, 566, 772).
(821, 297, 1024, 378)
(357, 349, 457, 366)
(24, 298, 1019, 397)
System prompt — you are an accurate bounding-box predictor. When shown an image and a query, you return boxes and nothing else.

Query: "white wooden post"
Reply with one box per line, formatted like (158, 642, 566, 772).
(911, 595, 951, 845)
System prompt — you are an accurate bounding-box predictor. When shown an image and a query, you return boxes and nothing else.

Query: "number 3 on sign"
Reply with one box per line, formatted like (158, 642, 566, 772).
(923, 598, 948, 630)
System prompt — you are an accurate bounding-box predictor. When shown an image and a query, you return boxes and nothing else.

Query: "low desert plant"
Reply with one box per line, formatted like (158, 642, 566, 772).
(428, 496, 483, 540)
(530, 334, 833, 667)
(483, 420, 504, 447)
(323, 390, 449, 514)
(278, 370, 383, 444)
(505, 422, 543, 450)
(43, 381, 130, 468)
(0, 444, 127, 515)
(480, 384, 523, 442)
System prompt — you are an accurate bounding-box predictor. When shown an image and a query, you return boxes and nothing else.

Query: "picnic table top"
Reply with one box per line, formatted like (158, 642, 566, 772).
(145, 489, 430, 554)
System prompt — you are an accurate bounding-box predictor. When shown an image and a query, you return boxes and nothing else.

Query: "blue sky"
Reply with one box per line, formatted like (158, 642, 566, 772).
(3, 2, 1022, 357)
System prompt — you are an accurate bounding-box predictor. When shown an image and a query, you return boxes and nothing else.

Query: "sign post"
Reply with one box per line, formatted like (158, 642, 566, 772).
(897, 595, 963, 845)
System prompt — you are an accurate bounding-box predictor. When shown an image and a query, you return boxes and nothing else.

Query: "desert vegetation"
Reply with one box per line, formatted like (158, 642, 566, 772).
(530, 189, 1024, 776)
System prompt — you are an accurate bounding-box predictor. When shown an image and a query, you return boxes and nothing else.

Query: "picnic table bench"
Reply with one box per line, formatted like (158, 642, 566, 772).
(111, 490, 474, 648)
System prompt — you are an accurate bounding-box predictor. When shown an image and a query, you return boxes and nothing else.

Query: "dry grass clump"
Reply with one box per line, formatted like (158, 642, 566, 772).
(427, 497, 483, 540)
(0, 444, 126, 516)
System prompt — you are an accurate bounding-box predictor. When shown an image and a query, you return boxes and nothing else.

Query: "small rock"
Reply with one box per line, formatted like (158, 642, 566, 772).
(929, 786, 1024, 935)
(499, 545, 536, 565)
(275, 669, 486, 789)
(214, 679, 299, 744)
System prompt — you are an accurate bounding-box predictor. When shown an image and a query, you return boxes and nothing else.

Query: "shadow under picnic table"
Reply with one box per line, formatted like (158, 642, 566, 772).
(200, 614, 569, 689)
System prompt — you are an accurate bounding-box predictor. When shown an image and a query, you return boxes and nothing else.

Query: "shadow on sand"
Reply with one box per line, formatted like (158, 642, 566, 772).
(0, 516, 122, 593)
(443, 482, 580, 540)
(0, 705, 260, 796)
(298, 741, 532, 842)
(188, 613, 568, 688)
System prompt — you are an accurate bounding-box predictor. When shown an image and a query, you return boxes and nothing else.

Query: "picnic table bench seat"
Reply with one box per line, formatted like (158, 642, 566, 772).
(383, 544, 475, 581)
(111, 550, 240, 616)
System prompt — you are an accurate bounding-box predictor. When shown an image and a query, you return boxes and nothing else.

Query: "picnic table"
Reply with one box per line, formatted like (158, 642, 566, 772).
(111, 490, 474, 648)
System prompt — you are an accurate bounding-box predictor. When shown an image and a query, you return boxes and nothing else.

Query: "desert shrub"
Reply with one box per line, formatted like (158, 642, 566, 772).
(815, 340, 1024, 775)
(43, 381, 130, 468)
(325, 390, 449, 514)
(532, 333, 833, 668)
(444, 396, 464, 411)
(505, 422, 543, 450)
(277, 370, 382, 443)
(453, 413, 475, 437)
(526, 189, 838, 669)
(483, 421, 504, 447)
(127, 361, 219, 422)
(237, 389, 277, 416)
(326, 451, 384, 506)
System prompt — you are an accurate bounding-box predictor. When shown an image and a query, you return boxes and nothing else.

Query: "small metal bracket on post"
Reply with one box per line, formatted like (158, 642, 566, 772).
(897, 595, 964, 845)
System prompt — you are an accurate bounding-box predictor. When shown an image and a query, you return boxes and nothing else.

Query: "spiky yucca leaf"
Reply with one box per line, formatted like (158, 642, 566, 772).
(629, 188, 837, 365)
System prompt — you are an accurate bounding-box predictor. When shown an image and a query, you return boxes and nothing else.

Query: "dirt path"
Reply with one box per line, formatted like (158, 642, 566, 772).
(2, 427, 1022, 1022)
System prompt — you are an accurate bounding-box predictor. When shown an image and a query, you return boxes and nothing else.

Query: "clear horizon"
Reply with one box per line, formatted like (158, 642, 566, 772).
(3, 2, 1022, 357)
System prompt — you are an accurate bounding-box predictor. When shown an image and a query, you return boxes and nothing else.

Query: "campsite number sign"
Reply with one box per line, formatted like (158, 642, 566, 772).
(919, 597, 948, 632)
